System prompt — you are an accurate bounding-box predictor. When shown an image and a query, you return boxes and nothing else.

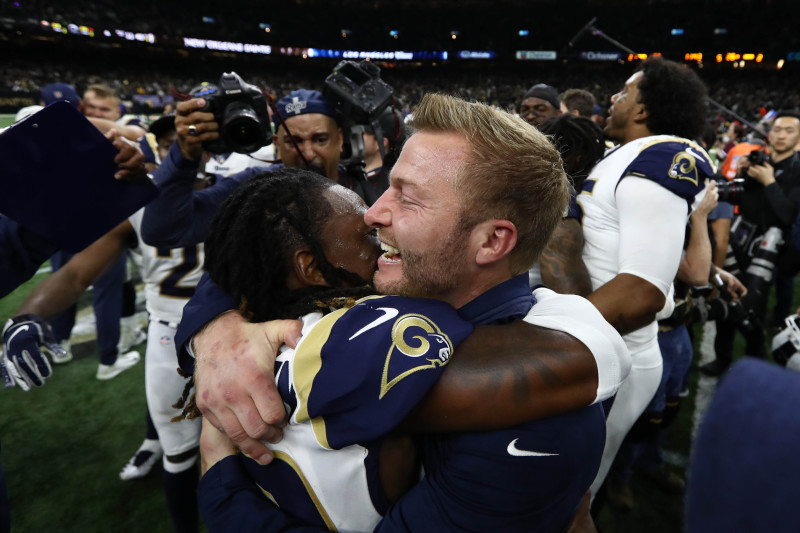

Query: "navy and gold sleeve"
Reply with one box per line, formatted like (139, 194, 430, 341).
(621, 138, 714, 204)
(291, 295, 473, 449)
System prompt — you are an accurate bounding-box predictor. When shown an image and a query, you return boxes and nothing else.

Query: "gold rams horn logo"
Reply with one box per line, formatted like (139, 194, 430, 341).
(379, 314, 453, 399)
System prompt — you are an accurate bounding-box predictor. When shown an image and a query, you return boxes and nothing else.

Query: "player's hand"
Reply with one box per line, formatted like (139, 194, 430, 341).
(199, 417, 238, 476)
(2, 314, 66, 391)
(175, 99, 219, 161)
(693, 180, 719, 218)
(107, 129, 147, 181)
(192, 311, 303, 465)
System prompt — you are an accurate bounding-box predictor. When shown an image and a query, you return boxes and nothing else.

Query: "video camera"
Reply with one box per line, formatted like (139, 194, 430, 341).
(323, 60, 394, 166)
(197, 72, 272, 154)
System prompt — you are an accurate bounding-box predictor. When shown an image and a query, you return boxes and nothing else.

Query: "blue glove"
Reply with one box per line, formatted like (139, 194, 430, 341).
(2, 314, 66, 391)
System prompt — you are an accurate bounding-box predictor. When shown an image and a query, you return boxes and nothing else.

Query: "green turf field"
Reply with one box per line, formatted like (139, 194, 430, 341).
(0, 277, 189, 533)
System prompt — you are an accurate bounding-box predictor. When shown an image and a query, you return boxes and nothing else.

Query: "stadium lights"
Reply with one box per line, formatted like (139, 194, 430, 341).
(202, 16, 215, 24)
(670, 28, 684, 36)
(389, 30, 399, 39)
(341, 29, 351, 38)
(518, 30, 529, 37)
(778, 59, 785, 69)
(259, 23, 271, 33)
(450, 31, 459, 40)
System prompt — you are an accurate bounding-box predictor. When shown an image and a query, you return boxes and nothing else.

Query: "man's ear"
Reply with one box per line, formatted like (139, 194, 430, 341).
(633, 102, 649, 124)
(337, 127, 344, 152)
(472, 220, 517, 266)
(292, 249, 327, 287)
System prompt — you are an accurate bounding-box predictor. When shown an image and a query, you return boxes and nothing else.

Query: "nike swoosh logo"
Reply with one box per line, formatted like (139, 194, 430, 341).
(349, 307, 400, 340)
(507, 438, 558, 457)
(7, 324, 30, 344)
(685, 145, 704, 163)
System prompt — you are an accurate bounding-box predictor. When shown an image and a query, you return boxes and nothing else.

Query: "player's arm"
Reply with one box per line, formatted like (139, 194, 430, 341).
(87, 116, 146, 142)
(678, 180, 717, 286)
(16, 220, 135, 319)
(539, 218, 593, 296)
(2, 220, 135, 390)
(199, 416, 325, 532)
(587, 177, 687, 334)
(404, 321, 598, 431)
(140, 146, 256, 248)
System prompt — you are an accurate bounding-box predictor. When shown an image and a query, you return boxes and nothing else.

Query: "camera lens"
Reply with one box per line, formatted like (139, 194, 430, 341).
(222, 102, 266, 153)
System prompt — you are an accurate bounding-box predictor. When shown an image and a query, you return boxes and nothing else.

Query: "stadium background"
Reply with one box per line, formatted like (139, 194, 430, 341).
(1, 0, 799, 531)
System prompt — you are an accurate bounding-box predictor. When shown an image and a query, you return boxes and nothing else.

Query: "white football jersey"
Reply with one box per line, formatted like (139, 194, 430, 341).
(128, 209, 205, 324)
(578, 135, 713, 364)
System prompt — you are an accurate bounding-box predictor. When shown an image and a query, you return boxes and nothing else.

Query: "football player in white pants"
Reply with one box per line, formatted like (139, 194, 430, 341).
(576, 58, 716, 499)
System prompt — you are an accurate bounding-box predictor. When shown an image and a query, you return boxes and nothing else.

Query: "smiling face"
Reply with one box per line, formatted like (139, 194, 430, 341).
(276, 113, 343, 181)
(605, 71, 644, 143)
(364, 131, 473, 306)
(82, 90, 121, 120)
(319, 186, 382, 284)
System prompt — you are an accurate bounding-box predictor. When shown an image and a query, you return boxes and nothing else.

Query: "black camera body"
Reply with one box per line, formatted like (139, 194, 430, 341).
(199, 72, 272, 154)
(323, 60, 394, 125)
(747, 148, 770, 166)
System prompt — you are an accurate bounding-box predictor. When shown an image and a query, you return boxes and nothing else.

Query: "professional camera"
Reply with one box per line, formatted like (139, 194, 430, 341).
(716, 177, 745, 205)
(323, 60, 394, 125)
(747, 148, 770, 166)
(772, 315, 800, 371)
(691, 273, 756, 332)
(323, 60, 394, 167)
(198, 72, 272, 154)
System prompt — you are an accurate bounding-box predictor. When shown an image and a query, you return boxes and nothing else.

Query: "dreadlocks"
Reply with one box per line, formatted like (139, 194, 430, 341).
(540, 113, 606, 191)
(204, 167, 375, 323)
(174, 168, 377, 421)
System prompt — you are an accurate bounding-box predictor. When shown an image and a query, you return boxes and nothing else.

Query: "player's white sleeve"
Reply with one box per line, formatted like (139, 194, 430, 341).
(616, 176, 688, 297)
(525, 288, 632, 403)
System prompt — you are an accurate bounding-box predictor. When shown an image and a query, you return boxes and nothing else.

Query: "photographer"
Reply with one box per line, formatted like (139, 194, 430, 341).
(141, 83, 386, 248)
(702, 111, 800, 376)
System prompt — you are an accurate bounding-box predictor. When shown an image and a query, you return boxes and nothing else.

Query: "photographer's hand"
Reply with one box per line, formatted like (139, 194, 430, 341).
(717, 268, 747, 301)
(175, 99, 219, 161)
(747, 162, 776, 186)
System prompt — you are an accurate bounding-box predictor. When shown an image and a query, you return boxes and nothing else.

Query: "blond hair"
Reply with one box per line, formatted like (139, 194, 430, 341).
(84, 83, 119, 103)
(411, 93, 569, 274)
